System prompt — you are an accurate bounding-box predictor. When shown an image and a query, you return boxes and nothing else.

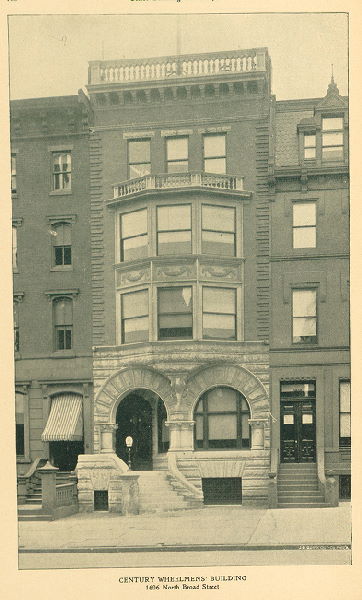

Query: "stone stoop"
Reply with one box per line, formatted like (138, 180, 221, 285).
(137, 471, 201, 513)
(277, 463, 327, 508)
(18, 471, 74, 522)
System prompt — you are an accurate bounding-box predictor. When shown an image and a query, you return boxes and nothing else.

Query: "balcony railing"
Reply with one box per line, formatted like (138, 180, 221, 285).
(112, 172, 245, 200)
(89, 48, 267, 85)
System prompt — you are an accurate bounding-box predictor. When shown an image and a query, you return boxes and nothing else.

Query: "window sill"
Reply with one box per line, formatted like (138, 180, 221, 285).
(51, 350, 76, 358)
(49, 190, 72, 197)
(50, 265, 73, 272)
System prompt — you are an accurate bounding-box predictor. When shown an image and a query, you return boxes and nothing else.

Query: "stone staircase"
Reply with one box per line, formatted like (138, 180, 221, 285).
(18, 471, 73, 522)
(137, 471, 202, 513)
(277, 463, 327, 508)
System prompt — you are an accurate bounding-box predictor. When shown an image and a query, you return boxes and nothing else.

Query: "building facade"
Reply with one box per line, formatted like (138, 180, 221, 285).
(12, 48, 350, 512)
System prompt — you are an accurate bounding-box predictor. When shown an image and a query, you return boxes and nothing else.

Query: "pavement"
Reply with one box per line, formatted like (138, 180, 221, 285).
(18, 502, 351, 552)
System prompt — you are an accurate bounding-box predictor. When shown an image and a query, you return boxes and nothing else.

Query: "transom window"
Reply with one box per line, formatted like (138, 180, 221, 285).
(292, 202, 316, 248)
(128, 139, 151, 179)
(201, 204, 236, 256)
(53, 297, 73, 350)
(292, 289, 317, 344)
(194, 387, 250, 449)
(157, 204, 191, 255)
(322, 117, 344, 161)
(303, 134, 316, 159)
(166, 137, 188, 173)
(203, 287, 236, 340)
(158, 287, 192, 339)
(52, 223, 72, 266)
(203, 134, 226, 174)
(121, 289, 149, 343)
(339, 380, 351, 448)
(120, 209, 148, 262)
(52, 152, 71, 190)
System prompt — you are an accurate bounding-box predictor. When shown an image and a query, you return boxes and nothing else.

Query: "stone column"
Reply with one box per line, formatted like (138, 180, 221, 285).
(248, 419, 268, 450)
(100, 423, 118, 453)
(39, 461, 59, 514)
(166, 420, 195, 451)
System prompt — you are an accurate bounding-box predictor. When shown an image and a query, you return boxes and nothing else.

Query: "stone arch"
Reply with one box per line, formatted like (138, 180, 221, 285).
(94, 366, 174, 425)
(183, 363, 270, 420)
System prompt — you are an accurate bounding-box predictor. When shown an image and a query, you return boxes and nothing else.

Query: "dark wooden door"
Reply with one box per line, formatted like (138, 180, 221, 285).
(116, 394, 153, 470)
(280, 400, 316, 462)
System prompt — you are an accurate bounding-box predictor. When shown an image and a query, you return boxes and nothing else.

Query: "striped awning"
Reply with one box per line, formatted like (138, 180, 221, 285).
(41, 394, 83, 442)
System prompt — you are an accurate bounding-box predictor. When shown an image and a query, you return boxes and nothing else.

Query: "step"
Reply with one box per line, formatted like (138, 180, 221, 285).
(278, 484, 319, 492)
(278, 493, 325, 501)
(278, 502, 327, 508)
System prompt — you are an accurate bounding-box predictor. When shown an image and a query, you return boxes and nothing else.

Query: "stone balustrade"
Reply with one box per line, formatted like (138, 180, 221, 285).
(89, 49, 267, 85)
(112, 172, 245, 200)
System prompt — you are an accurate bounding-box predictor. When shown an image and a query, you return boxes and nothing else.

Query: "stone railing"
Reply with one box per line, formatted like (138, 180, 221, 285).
(56, 481, 78, 507)
(112, 172, 244, 200)
(39, 462, 79, 519)
(17, 456, 47, 504)
(89, 48, 267, 85)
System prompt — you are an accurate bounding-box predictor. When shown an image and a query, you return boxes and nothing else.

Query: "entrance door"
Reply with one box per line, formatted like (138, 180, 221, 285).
(116, 393, 153, 470)
(49, 441, 84, 471)
(280, 400, 316, 462)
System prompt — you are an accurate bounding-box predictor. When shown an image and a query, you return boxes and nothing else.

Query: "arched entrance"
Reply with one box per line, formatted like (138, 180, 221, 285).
(115, 390, 169, 470)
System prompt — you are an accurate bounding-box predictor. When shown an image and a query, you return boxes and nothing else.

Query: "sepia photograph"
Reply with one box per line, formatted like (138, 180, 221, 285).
(5, 7, 353, 578)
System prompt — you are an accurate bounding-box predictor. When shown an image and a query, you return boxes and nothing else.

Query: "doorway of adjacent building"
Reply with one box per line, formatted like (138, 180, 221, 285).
(49, 440, 84, 471)
(280, 400, 316, 462)
(116, 392, 153, 470)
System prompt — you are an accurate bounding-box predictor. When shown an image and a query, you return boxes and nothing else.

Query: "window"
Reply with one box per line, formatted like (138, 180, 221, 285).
(195, 387, 250, 449)
(12, 226, 17, 270)
(202, 204, 236, 256)
(339, 380, 351, 448)
(157, 205, 191, 255)
(292, 202, 316, 248)
(128, 139, 151, 179)
(203, 287, 236, 340)
(303, 134, 316, 159)
(120, 209, 148, 262)
(13, 302, 19, 352)
(166, 137, 188, 173)
(292, 289, 317, 344)
(322, 117, 344, 161)
(52, 223, 72, 267)
(52, 152, 71, 190)
(53, 297, 73, 350)
(203, 134, 226, 173)
(121, 289, 149, 343)
(16, 392, 25, 456)
(158, 287, 192, 339)
(11, 154, 16, 193)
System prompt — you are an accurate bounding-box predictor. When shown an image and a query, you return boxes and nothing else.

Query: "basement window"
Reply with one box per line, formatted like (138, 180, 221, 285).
(94, 490, 109, 511)
(202, 477, 242, 505)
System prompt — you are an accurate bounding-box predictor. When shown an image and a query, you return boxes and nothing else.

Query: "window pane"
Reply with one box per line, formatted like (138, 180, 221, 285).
(159, 287, 192, 313)
(241, 413, 250, 439)
(129, 163, 151, 178)
(195, 415, 203, 440)
(203, 287, 235, 313)
(293, 290, 316, 317)
(158, 231, 191, 255)
(123, 316, 149, 343)
(16, 424, 25, 455)
(203, 314, 236, 339)
(322, 132, 343, 146)
(293, 316, 317, 336)
(293, 203, 316, 226)
(293, 227, 316, 248)
(57, 329, 65, 349)
(304, 148, 316, 159)
(202, 205, 235, 232)
(322, 117, 343, 131)
(157, 205, 191, 230)
(202, 231, 235, 256)
(204, 158, 226, 174)
(204, 135, 225, 157)
(159, 314, 192, 338)
(128, 140, 150, 163)
(304, 134, 316, 148)
(340, 381, 351, 412)
(54, 299, 72, 325)
(122, 236, 148, 261)
(65, 329, 72, 349)
(122, 290, 148, 318)
(167, 160, 188, 173)
(15, 393, 24, 415)
(207, 388, 237, 412)
(322, 147, 344, 161)
(208, 414, 237, 439)
(281, 382, 315, 395)
(340, 413, 351, 437)
(63, 247, 72, 265)
(121, 210, 147, 238)
(54, 247, 64, 265)
(167, 137, 188, 160)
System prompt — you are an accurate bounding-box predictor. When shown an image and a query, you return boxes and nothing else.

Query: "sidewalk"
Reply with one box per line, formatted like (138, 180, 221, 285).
(18, 503, 351, 552)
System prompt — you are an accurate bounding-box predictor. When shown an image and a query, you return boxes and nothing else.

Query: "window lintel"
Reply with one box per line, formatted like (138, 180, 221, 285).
(45, 289, 79, 302)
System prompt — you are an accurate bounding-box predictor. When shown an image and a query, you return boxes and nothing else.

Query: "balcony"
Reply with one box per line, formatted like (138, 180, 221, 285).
(89, 48, 268, 86)
(109, 172, 249, 204)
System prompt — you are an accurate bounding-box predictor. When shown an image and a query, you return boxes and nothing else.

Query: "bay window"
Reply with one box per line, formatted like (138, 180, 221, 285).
(203, 287, 236, 340)
(158, 287, 193, 339)
(120, 209, 148, 261)
(201, 204, 236, 256)
(157, 204, 191, 255)
(121, 289, 149, 343)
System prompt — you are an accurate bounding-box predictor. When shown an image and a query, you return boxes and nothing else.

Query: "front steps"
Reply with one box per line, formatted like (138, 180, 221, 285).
(18, 471, 74, 522)
(277, 463, 327, 508)
(137, 471, 202, 513)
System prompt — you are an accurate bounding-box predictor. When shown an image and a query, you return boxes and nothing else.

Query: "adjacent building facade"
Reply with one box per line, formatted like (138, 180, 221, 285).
(12, 47, 350, 511)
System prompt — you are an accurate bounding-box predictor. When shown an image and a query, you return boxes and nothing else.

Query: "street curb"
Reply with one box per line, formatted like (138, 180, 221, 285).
(18, 543, 351, 554)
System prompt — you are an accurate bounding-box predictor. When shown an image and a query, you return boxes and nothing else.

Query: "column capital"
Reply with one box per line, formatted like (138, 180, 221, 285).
(100, 423, 118, 432)
(248, 418, 268, 427)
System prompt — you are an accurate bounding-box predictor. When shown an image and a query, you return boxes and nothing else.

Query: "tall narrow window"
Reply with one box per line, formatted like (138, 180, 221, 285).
(121, 289, 149, 343)
(322, 117, 344, 161)
(339, 380, 351, 448)
(52, 223, 72, 266)
(292, 289, 317, 344)
(54, 297, 73, 350)
(52, 152, 71, 190)
(166, 137, 188, 173)
(303, 134, 316, 159)
(128, 139, 151, 179)
(120, 209, 148, 262)
(11, 154, 17, 194)
(12, 226, 17, 270)
(292, 202, 316, 248)
(13, 302, 19, 352)
(202, 204, 236, 256)
(203, 287, 236, 340)
(15, 392, 25, 456)
(158, 287, 193, 339)
(157, 205, 191, 255)
(203, 134, 226, 173)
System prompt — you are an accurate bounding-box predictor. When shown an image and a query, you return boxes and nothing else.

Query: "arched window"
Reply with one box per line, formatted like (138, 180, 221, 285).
(194, 387, 250, 449)
(53, 297, 73, 350)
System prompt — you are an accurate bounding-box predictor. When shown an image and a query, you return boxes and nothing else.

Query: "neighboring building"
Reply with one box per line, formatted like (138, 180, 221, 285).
(12, 48, 350, 512)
